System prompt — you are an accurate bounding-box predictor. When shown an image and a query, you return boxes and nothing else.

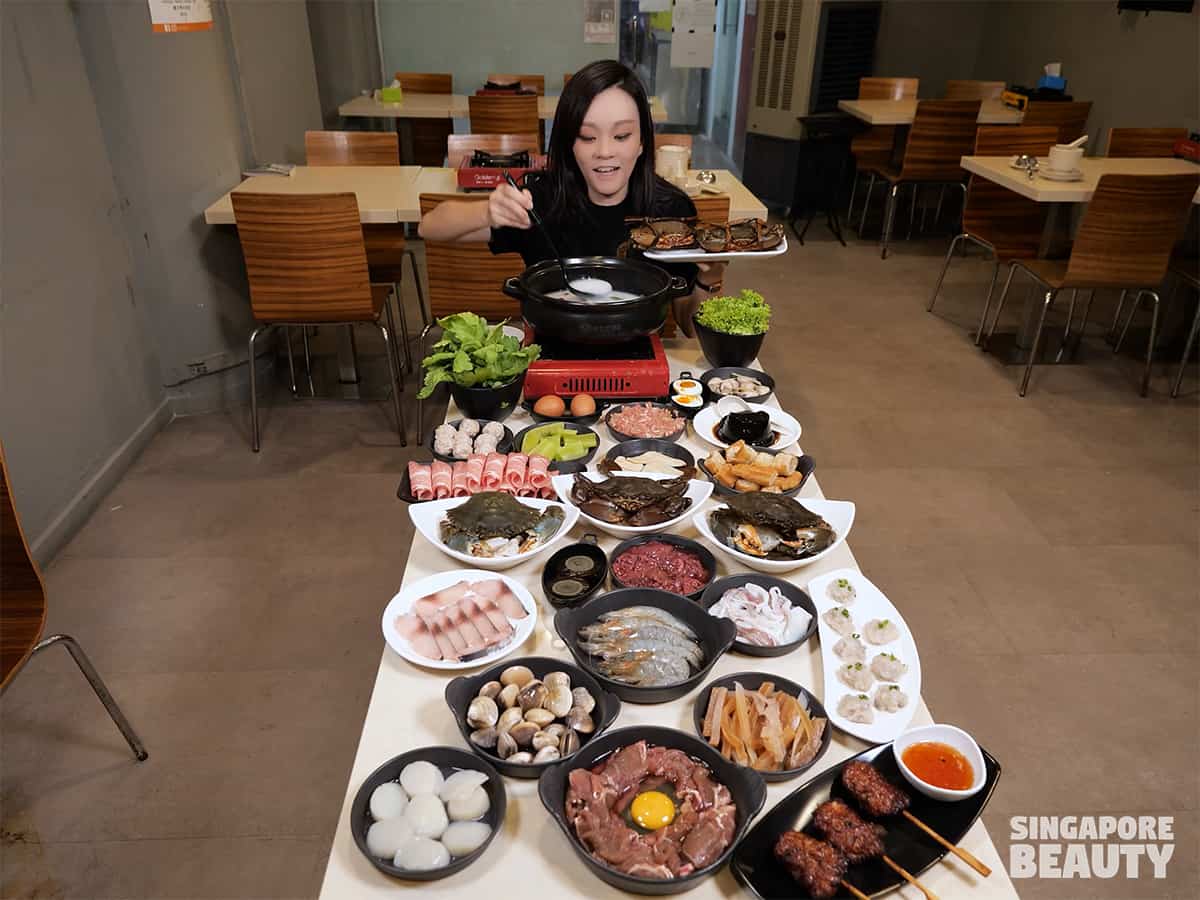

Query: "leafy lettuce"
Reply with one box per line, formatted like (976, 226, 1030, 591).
(695, 289, 771, 335)
(417, 313, 540, 399)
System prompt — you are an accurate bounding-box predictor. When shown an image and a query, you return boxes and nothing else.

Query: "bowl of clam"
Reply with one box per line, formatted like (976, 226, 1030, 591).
(444, 657, 623, 779)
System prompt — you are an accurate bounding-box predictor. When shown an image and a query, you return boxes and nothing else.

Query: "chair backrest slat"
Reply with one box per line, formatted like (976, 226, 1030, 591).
(944, 80, 1005, 100)
(393, 72, 453, 94)
(447, 133, 541, 169)
(305, 130, 399, 167)
(468, 95, 541, 149)
(897, 100, 981, 182)
(1021, 100, 1092, 145)
(1106, 127, 1188, 159)
(859, 77, 918, 100)
(963, 126, 1058, 259)
(692, 194, 731, 223)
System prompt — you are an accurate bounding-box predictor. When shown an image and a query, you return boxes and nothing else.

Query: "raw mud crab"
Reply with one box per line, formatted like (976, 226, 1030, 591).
(568, 473, 691, 526)
(440, 491, 565, 557)
(708, 492, 835, 559)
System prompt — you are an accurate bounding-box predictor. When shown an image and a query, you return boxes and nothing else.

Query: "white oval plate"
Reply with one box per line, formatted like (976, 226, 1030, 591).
(692, 405, 801, 451)
(551, 471, 713, 539)
(806, 567, 921, 743)
(692, 498, 854, 573)
(382, 569, 536, 671)
(408, 495, 579, 571)
(643, 236, 789, 263)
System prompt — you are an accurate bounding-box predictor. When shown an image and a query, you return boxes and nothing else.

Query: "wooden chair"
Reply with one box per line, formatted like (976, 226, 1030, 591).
(983, 173, 1200, 396)
(654, 133, 694, 168)
(232, 193, 408, 449)
(928, 126, 1058, 340)
(1021, 100, 1092, 145)
(691, 193, 731, 223)
(944, 80, 1005, 100)
(304, 130, 425, 373)
(1168, 255, 1199, 398)
(446, 133, 541, 169)
(1106, 127, 1188, 158)
(392, 72, 454, 167)
(488, 73, 545, 95)
(858, 99, 982, 258)
(416, 193, 526, 438)
(1, 443, 147, 761)
(468, 95, 541, 150)
(848, 77, 918, 222)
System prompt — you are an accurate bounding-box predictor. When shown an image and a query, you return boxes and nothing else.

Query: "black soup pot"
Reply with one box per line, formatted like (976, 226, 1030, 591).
(504, 256, 690, 344)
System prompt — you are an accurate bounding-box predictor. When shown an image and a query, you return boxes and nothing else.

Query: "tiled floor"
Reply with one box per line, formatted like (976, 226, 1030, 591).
(2, 229, 1196, 899)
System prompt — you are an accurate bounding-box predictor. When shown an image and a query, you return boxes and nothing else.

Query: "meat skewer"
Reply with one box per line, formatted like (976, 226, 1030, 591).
(773, 831, 868, 900)
(841, 761, 992, 878)
(811, 800, 940, 900)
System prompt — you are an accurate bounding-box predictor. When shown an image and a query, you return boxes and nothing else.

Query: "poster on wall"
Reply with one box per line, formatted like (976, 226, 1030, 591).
(670, 0, 716, 68)
(584, 0, 618, 44)
(147, 0, 213, 33)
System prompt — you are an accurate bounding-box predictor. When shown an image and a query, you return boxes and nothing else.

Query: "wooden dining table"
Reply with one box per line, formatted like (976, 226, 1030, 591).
(838, 97, 1022, 126)
(339, 92, 669, 123)
(315, 340, 1022, 900)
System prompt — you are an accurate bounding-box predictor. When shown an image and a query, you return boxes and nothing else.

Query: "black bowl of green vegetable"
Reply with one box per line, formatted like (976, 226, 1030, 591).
(450, 374, 526, 422)
(692, 290, 770, 369)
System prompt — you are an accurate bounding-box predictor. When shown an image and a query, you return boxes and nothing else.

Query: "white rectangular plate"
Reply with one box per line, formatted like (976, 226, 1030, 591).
(643, 236, 789, 262)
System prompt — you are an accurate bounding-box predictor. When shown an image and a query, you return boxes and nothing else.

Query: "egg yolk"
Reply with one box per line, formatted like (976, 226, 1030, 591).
(630, 790, 676, 831)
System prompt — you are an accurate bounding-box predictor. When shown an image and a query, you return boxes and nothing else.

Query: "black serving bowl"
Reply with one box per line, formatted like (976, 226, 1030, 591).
(691, 672, 831, 782)
(693, 318, 767, 369)
(350, 746, 506, 880)
(521, 397, 604, 427)
(428, 419, 515, 463)
(699, 574, 818, 656)
(541, 534, 608, 608)
(697, 450, 814, 500)
(555, 588, 737, 704)
(449, 372, 526, 422)
(511, 421, 599, 474)
(444, 656, 622, 779)
(608, 533, 717, 602)
(396, 458, 433, 503)
(537, 724, 768, 895)
(599, 439, 697, 479)
(604, 402, 687, 444)
(699, 366, 776, 404)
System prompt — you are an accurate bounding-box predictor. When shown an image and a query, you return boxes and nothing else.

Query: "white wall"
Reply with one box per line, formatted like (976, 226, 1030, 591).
(873, 0, 989, 96)
(308, 0, 381, 126)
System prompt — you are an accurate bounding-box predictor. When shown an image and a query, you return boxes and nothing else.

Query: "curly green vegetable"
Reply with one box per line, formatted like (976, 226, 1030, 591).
(417, 312, 540, 399)
(695, 289, 771, 335)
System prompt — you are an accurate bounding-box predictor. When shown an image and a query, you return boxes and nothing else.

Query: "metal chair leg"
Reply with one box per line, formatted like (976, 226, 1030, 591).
(394, 283, 414, 375)
(301, 327, 316, 397)
(376, 319, 408, 446)
(404, 249, 429, 330)
(1056, 289, 1078, 362)
(31, 634, 148, 761)
(907, 184, 918, 240)
(416, 323, 433, 444)
(927, 233, 965, 312)
(847, 172, 859, 223)
(880, 183, 899, 259)
(983, 264, 1019, 347)
(1107, 289, 1128, 344)
(248, 324, 271, 453)
(975, 259, 1001, 344)
(284, 328, 297, 395)
(859, 173, 876, 235)
(1020, 289, 1057, 397)
(383, 290, 406, 391)
(1171, 294, 1200, 398)
(1141, 289, 1161, 397)
(1114, 289, 1142, 353)
(934, 185, 946, 229)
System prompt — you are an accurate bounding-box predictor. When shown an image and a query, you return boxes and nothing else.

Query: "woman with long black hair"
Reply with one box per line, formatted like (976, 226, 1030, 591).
(418, 59, 727, 336)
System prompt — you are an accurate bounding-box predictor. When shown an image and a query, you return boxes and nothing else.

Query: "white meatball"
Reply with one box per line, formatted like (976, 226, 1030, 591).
(837, 661, 874, 692)
(393, 836, 450, 871)
(434, 424, 456, 444)
(481, 421, 505, 438)
(404, 793, 449, 839)
(458, 418, 481, 437)
(472, 435, 499, 455)
(369, 781, 408, 820)
(822, 606, 855, 636)
(442, 820, 492, 857)
(874, 684, 909, 713)
(864, 618, 901, 645)
(440, 769, 489, 802)
(451, 436, 474, 460)
(871, 652, 908, 682)
(399, 760, 444, 796)
(837, 693, 874, 725)
(366, 818, 413, 859)
(446, 785, 490, 822)
(834, 634, 866, 663)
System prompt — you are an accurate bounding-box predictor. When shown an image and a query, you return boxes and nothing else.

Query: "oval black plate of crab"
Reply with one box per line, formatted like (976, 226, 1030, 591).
(628, 217, 789, 262)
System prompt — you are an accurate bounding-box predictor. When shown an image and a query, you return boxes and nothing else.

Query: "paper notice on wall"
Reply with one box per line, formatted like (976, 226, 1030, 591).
(584, 0, 618, 44)
(148, 0, 213, 33)
(670, 0, 716, 68)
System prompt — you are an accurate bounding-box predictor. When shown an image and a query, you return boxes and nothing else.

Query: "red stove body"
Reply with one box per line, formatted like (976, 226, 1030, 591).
(521, 328, 670, 400)
(457, 149, 547, 191)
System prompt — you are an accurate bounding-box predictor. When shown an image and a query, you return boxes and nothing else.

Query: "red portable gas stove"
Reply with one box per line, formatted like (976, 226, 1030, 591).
(457, 149, 547, 191)
(521, 326, 671, 400)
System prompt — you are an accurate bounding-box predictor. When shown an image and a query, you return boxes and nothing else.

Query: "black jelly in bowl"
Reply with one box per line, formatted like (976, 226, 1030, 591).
(541, 534, 608, 608)
(717, 410, 773, 445)
(537, 724, 768, 895)
(691, 671, 831, 782)
(444, 655, 621, 779)
(350, 746, 506, 881)
(698, 574, 818, 656)
(608, 533, 717, 602)
(555, 588, 737, 704)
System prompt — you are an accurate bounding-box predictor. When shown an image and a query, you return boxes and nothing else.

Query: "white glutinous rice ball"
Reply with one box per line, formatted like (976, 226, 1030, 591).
(369, 781, 409, 820)
(393, 836, 451, 871)
(837, 693, 874, 725)
(366, 818, 414, 859)
(446, 785, 490, 821)
(404, 793, 449, 839)
(822, 606, 855, 636)
(864, 618, 901, 645)
(442, 820, 492, 857)
(440, 769, 489, 802)
(399, 760, 444, 797)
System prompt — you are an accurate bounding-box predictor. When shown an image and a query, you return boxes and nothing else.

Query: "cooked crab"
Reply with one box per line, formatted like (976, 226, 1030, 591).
(728, 219, 761, 251)
(757, 222, 785, 251)
(628, 218, 697, 251)
(569, 473, 691, 526)
(708, 492, 835, 560)
(440, 491, 565, 558)
(695, 222, 730, 253)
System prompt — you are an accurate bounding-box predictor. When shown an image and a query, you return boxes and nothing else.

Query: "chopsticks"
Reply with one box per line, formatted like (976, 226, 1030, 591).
(902, 811, 992, 877)
(882, 856, 939, 900)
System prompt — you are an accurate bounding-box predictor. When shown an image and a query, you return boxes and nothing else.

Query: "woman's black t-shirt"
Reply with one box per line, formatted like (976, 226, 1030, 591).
(489, 176, 698, 283)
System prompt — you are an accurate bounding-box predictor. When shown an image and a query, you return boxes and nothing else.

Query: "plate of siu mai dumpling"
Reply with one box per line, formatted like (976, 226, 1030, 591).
(807, 568, 921, 744)
(382, 570, 537, 671)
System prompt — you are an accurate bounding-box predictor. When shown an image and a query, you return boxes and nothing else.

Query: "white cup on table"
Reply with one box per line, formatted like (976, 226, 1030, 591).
(1046, 144, 1084, 173)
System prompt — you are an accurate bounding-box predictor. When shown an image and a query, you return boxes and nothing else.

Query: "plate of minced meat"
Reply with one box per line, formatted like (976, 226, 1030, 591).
(604, 402, 687, 443)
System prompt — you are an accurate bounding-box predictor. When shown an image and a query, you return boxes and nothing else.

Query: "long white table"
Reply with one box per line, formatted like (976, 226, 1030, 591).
(339, 92, 669, 124)
(839, 98, 1022, 126)
(960, 155, 1200, 204)
(317, 340, 1020, 899)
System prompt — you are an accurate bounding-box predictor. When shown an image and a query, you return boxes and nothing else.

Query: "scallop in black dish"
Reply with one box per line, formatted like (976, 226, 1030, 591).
(511, 421, 599, 475)
(691, 672, 831, 782)
(699, 574, 817, 657)
(537, 724, 767, 895)
(541, 534, 608, 608)
(700, 366, 775, 404)
(608, 533, 716, 601)
(444, 656, 621, 779)
(521, 397, 604, 427)
(698, 449, 814, 500)
(428, 419, 514, 463)
(599, 439, 696, 479)
(604, 401, 687, 444)
(350, 746, 506, 881)
(555, 588, 737, 704)
(729, 742, 1001, 900)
